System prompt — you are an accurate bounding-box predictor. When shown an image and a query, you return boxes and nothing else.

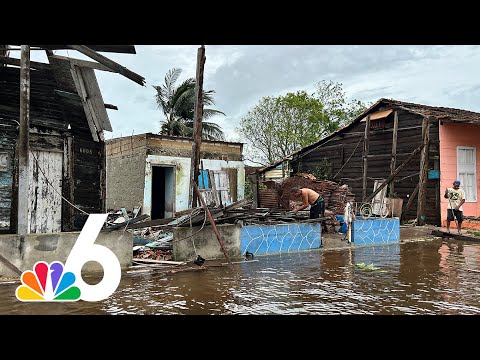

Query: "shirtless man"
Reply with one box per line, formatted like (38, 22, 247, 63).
(291, 187, 325, 219)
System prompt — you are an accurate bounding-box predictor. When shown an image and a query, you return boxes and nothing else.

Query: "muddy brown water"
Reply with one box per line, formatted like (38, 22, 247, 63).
(1, 239, 479, 315)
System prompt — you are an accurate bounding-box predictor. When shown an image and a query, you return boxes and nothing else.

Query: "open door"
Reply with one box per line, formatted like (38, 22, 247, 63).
(151, 165, 175, 219)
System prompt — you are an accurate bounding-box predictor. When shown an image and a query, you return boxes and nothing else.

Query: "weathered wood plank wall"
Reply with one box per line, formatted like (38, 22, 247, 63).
(28, 150, 62, 233)
(0, 64, 105, 232)
(291, 108, 440, 225)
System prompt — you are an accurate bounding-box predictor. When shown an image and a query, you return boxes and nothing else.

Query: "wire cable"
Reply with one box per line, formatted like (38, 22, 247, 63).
(332, 135, 364, 179)
(29, 150, 90, 215)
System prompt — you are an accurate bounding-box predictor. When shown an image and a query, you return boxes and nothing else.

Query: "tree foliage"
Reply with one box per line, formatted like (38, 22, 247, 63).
(239, 81, 367, 165)
(315, 80, 368, 128)
(153, 68, 225, 140)
(238, 91, 330, 164)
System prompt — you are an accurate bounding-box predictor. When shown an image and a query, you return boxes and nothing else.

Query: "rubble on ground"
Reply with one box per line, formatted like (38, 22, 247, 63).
(108, 174, 355, 263)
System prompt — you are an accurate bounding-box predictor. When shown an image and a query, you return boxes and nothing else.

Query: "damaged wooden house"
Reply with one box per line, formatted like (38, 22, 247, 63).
(106, 133, 245, 219)
(0, 45, 144, 234)
(257, 98, 480, 228)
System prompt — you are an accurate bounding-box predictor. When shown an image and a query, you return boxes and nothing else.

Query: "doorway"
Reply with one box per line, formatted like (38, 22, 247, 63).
(151, 165, 175, 219)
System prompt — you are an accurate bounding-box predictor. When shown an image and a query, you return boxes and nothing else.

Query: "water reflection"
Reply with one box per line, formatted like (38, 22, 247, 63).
(0, 239, 479, 315)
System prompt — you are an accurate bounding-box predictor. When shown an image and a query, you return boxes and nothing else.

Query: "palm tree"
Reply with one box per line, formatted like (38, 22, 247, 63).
(154, 68, 225, 140)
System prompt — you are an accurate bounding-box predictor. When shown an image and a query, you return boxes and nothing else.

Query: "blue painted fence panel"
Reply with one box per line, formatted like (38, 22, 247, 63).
(241, 223, 321, 256)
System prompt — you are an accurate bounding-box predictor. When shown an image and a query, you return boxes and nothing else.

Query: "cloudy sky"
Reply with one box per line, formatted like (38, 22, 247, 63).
(19, 45, 480, 153)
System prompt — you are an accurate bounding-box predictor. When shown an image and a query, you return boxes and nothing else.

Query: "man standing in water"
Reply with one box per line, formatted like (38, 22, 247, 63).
(291, 187, 325, 219)
(444, 179, 466, 234)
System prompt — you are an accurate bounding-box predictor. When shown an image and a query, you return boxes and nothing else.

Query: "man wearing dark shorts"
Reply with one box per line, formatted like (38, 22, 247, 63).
(444, 179, 466, 234)
(291, 187, 325, 219)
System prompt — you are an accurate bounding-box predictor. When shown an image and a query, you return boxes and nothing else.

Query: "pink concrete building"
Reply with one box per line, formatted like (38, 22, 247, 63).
(440, 123, 480, 229)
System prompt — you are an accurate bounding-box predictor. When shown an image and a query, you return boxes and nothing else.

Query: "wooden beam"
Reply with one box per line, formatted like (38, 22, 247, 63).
(0, 252, 22, 276)
(17, 45, 30, 235)
(0, 55, 50, 70)
(390, 110, 399, 195)
(209, 170, 220, 206)
(54, 89, 81, 101)
(66, 45, 145, 86)
(362, 115, 371, 202)
(417, 117, 431, 226)
(48, 55, 115, 73)
(104, 103, 118, 110)
(367, 153, 416, 159)
(34, 45, 137, 54)
(364, 142, 425, 204)
(400, 182, 420, 223)
(193, 183, 231, 265)
(189, 45, 206, 208)
(431, 230, 480, 243)
(69, 65, 99, 142)
(253, 173, 259, 209)
(78, 67, 112, 131)
(132, 258, 186, 265)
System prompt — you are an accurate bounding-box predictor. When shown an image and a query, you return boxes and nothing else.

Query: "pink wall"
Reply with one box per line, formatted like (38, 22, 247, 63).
(439, 123, 480, 226)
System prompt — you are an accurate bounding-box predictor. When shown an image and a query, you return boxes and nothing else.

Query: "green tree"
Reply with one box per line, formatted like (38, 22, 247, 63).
(239, 82, 368, 165)
(153, 68, 225, 140)
(315, 80, 368, 128)
(238, 91, 332, 164)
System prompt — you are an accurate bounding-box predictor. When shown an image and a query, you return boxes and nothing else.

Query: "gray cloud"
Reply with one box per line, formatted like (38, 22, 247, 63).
(19, 45, 480, 142)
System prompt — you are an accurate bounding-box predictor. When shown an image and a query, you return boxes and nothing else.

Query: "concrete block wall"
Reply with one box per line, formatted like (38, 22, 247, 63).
(0, 230, 133, 278)
(106, 150, 146, 211)
(351, 218, 400, 245)
(173, 223, 321, 262)
(241, 223, 321, 256)
(173, 223, 242, 261)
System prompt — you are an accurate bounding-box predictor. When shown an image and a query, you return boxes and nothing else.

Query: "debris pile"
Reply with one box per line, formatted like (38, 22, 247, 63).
(135, 248, 173, 261)
(109, 175, 355, 266)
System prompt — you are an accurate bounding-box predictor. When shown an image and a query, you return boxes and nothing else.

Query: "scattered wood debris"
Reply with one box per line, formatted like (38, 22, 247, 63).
(167, 265, 209, 274)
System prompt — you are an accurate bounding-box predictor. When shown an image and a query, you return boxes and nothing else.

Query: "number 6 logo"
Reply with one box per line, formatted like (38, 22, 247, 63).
(65, 214, 121, 302)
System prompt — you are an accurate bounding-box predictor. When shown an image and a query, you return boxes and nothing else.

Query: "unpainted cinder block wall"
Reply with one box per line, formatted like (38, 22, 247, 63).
(173, 223, 242, 262)
(106, 150, 146, 211)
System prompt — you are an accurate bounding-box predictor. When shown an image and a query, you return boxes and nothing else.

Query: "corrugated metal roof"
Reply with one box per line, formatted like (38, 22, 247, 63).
(292, 98, 480, 158)
(376, 98, 480, 122)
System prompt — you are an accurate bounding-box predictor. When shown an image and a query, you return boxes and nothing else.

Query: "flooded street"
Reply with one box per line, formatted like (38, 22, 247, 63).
(1, 239, 480, 315)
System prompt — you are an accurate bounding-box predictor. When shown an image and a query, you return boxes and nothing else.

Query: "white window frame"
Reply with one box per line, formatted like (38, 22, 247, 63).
(457, 146, 477, 203)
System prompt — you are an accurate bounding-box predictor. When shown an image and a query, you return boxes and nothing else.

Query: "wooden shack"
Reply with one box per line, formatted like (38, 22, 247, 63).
(264, 98, 480, 226)
(0, 45, 143, 233)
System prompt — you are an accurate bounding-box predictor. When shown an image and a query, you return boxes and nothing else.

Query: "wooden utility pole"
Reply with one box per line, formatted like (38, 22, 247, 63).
(189, 45, 206, 208)
(417, 116, 431, 226)
(362, 115, 371, 202)
(389, 111, 399, 195)
(17, 45, 30, 235)
(193, 183, 231, 265)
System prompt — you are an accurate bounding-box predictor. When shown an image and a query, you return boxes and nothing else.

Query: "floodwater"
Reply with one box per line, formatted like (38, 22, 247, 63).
(1, 239, 479, 315)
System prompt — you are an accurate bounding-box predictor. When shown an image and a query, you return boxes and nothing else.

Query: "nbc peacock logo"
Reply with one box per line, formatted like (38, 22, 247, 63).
(15, 214, 122, 302)
(16, 261, 81, 301)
